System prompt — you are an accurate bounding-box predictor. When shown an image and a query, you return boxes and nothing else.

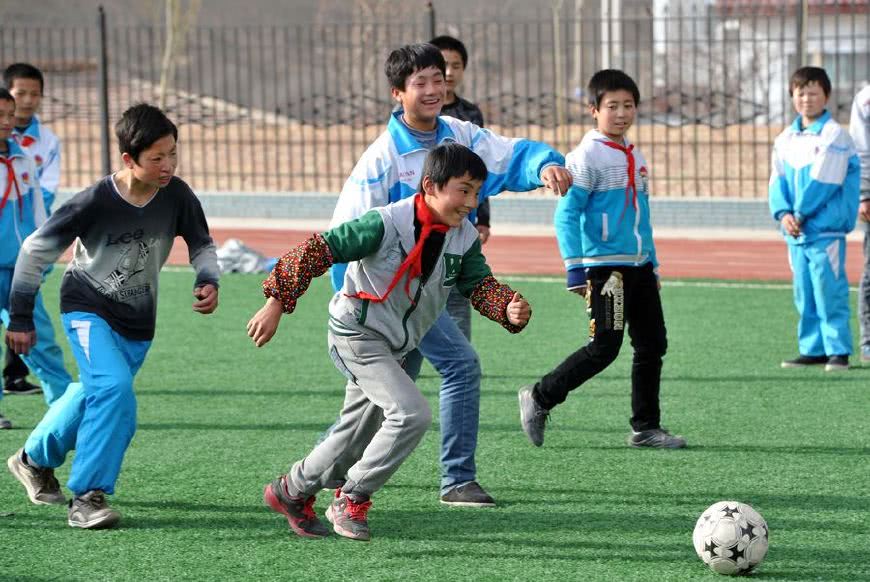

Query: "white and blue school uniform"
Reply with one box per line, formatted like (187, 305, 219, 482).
(13, 115, 60, 212)
(10, 175, 219, 496)
(769, 110, 861, 357)
(0, 138, 72, 404)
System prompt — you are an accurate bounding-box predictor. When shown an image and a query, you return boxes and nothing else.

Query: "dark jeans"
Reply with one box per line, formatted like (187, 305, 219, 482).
(533, 263, 668, 432)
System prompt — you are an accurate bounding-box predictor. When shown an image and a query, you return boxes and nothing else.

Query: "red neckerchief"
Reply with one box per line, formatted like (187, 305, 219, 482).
(0, 155, 23, 218)
(346, 193, 449, 304)
(601, 139, 636, 225)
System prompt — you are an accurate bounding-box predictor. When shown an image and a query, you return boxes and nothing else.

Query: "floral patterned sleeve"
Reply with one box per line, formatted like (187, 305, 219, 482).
(262, 234, 334, 314)
(469, 275, 526, 334)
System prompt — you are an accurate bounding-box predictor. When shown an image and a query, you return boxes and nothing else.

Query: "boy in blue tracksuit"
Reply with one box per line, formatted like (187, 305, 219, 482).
(0, 88, 49, 429)
(517, 70, 686, 450)
(5, 103, 220, 529)
(2, 62, 74, 401)
(770, 67, 861, 371)
(329, 43, 572, 507)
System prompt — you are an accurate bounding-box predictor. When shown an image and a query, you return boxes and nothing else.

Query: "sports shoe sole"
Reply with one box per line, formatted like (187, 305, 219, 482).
(263, 484, 328, 539)
(439, 499, 496, 508)
(6, 453, 66, 505)
(325, 503, 370, 541)
(68, 512, 121, 529)
(824, 364, 849, 372)
(518, 388, 544, 447)
(780, 361, 826, 368)
(3, 386, 43, 395)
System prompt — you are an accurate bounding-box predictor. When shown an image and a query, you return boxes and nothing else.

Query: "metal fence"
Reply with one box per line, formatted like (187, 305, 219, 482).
(0, 1, 868, 198)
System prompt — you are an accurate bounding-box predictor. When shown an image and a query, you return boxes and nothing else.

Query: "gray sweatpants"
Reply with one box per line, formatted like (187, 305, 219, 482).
(860, 228, 870, 348)
(287, 330, 432, 499)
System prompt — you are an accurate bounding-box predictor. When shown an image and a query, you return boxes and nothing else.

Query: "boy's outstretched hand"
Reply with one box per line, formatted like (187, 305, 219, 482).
(6, 330, 36, 356)
(247, 297, 283, 347)
(507, 291, 532, 328)
(193, 284, 219, 314)
(541, 166, 573, 197)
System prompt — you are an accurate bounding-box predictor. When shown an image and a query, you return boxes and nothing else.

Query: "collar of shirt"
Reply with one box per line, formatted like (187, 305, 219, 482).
(387, 109, 456, 156)
(790, 109, 831, 135)
(0, 138, 27, 160)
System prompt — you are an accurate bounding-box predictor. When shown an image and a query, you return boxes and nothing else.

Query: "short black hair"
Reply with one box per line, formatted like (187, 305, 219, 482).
(429, 35, 468, 68)
(3, 63, 44, 93)
(421, 143, 488, 191)
(115, 103, 178, 162)
(587, 69, 640, 108)
(0, 88, 15, 105)
(789, 66, 832, 97)
(384, 43, 446, 91)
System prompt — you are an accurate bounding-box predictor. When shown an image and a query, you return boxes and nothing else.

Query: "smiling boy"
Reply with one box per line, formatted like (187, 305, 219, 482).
(770, 66, 861, 371)
(249, 144, 532, 541)
(5, 103, 220, 529)
(517, 69, 686, 451)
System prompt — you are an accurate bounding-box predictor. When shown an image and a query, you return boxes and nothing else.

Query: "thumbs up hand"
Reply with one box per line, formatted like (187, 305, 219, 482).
(506, 291, 532, 328)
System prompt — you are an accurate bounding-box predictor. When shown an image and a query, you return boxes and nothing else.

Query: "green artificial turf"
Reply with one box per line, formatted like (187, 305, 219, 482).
(1, 270, 868, 581)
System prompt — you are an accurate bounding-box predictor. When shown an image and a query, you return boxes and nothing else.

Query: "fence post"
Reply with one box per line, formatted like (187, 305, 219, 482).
(97, 5, 112, 176)
(425, 1, 436, 39)
(796, 0, 808, 66)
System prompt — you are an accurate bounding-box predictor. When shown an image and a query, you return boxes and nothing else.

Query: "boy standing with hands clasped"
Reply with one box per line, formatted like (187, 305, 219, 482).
(248, 144, 532, 541)
(518, 69, 686, 450)
(770, 67, 860, 371)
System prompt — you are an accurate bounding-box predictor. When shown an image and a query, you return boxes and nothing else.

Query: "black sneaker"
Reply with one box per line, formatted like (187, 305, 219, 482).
(3, 378, 42, 396)
(825, 355, 849, 372)
(440, 481, 496, 508)
(628, 428, 687, 449)
(781, 355, 828, 368)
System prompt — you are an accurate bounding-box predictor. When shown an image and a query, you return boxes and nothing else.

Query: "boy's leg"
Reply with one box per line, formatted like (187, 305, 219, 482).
(806, 238, 852, 357)
(0, 292, 75, 404)
(859, 230, 870, 356)
(417, 310, 481, 496)
(533, 267, 626, 410)
(445, 286, 473, 340)
(287, 332, 429, 498)
(624, 264, 668, 432)
(789, 244, 825, 356)
(24, 382, 86, 469)
(62, 312, 150, 496)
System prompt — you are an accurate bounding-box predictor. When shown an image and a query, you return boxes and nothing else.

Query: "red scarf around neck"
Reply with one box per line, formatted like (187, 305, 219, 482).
(347, 194, 449, 304)
(0, 156, 23, 218)
(601, 139, 637, 225)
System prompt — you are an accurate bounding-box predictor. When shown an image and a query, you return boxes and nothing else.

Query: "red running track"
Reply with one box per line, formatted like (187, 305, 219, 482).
(62, 228, 865, 282)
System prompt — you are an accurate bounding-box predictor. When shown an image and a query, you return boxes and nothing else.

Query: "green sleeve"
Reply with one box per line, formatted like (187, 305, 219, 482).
(456, 239, 494, 298)
(322, 210, 385, 263)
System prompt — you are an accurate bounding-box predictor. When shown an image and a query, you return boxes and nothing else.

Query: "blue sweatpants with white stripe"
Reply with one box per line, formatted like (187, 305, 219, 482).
(788, 238, 853, 357)
(24, 312, 150, 496)
(0, 268, 75, 405)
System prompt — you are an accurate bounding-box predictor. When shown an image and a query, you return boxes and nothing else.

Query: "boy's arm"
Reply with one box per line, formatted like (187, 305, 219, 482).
(8, 196, 82, 334)
(329, 152, 392, 290)
(39, 136, 61, 212)
(768, 145, 793, 222)
(263, 210, 386, 314)
(555, 154, 593, 291)
(456, 239, 528, 333)
(850, 92, 870, 203)
(793, 134, 854, 223)
(177, 189, 221, 292)
(462, 122, 567, 197)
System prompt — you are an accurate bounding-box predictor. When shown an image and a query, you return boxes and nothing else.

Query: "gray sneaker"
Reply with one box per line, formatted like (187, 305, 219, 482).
(0, 413, 10, 430)
(325, 490, 372, 541)
(628, 428, 687, 449)
(7, 448, 66, 505)
(440, 481, 496, 508)
(824, 355, 849, 372)
(518, 385, 549, 447)
(68, 491, 121, 529)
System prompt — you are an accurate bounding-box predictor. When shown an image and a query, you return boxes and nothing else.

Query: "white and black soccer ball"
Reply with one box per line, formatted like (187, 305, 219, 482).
(692, 501, 769, 575)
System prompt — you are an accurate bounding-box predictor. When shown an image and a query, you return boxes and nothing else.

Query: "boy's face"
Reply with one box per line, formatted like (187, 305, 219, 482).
(0, 99, 16, 141)
(791, 81, 828, 122)
(9, 78, 42, 124)
(392, 66, 445, 126)
(423, 172, 481, 227)
(122, 134, 178, 188)
(441, 50, 465, 98)
(591, 89, 636, 142)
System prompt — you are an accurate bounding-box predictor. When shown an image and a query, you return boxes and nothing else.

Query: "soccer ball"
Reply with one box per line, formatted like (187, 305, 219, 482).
(692, 501, 769, 575)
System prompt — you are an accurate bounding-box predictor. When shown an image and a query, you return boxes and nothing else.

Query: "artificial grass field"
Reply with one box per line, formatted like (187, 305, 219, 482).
(1, 270, 868, 581)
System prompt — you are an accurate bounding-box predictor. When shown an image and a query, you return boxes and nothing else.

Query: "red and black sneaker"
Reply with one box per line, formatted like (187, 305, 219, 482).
(325, 489, 373, 541)
(263, 476, 330, 538)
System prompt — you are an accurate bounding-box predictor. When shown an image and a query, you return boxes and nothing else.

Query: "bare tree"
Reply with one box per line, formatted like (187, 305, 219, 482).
(158, 0, 201, 109)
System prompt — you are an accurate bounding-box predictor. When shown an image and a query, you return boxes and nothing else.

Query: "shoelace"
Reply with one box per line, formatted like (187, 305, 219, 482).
(301, 496, 318, 520)
(79, 492, 107, 510)
(344, 498, 372, 521)
(35, 466, 60, 490)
